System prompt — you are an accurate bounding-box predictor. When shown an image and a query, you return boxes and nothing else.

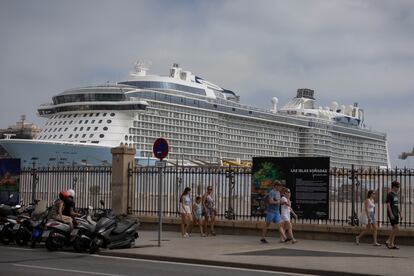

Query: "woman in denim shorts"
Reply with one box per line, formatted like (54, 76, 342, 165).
(356, 190, 381, 246)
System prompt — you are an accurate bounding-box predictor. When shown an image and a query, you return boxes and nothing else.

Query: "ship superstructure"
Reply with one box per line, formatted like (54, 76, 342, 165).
(0, 62, 390, 168)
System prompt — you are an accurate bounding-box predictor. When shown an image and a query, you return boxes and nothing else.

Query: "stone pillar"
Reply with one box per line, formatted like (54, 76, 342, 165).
(111, 146, 136, 215)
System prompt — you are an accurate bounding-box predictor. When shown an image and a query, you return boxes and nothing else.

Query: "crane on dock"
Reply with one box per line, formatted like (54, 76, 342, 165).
(399, 148, 414, 159)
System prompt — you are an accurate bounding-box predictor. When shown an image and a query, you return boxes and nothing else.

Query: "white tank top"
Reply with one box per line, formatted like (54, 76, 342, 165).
(367, 198, 375, 213)
(281, 197, 290, 218)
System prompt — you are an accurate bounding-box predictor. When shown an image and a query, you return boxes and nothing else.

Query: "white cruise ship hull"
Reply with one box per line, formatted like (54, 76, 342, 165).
(0, 139, 150, 167)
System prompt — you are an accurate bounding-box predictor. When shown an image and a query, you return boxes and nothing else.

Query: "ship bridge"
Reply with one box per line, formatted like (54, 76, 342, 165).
(38, 84, 148, 116)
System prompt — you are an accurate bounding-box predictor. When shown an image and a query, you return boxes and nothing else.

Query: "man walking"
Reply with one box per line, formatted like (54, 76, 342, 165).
(260, 181, 286, 243)
(386, 181, 402, 249)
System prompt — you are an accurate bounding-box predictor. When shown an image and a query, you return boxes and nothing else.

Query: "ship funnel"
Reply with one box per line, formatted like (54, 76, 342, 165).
(130, 60, 150, 77)
(271, 97, 279, 113)
(345, 105, 353, 116)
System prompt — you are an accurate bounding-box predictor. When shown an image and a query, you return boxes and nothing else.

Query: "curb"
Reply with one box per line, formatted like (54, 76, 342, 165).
(98, 250, 375, 276)
(137, 216, 414, 245)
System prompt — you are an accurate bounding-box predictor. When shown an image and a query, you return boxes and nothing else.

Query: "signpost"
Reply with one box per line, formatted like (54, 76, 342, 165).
(152, 138, 169, 247)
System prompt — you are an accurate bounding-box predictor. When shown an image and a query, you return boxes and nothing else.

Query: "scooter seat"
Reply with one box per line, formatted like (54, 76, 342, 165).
(112, 219, 136, 235)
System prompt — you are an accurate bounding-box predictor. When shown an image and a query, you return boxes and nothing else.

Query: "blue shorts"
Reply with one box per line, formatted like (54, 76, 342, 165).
(265, 212, 281, 224)
(367, 212, 376, 224)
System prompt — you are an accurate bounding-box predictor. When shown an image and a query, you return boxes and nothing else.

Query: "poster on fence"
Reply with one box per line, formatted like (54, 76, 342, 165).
(251, 157, 329, 219)
(0, 158, 20, 205)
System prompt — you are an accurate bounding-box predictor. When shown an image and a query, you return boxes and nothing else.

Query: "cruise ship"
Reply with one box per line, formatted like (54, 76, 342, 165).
(0, 62, 390, 168)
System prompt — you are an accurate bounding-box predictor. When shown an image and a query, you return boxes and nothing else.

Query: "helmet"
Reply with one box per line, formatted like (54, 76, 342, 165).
(67, 189, 75, 198)
(58, 190, 69, 200)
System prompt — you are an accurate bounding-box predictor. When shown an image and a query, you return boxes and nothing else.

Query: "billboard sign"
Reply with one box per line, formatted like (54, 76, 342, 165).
(251, 157, 329, 219)
(0, 158, 21, 205)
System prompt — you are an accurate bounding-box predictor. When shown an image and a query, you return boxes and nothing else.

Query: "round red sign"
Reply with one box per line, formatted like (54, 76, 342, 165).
(153, 138, 169, 160)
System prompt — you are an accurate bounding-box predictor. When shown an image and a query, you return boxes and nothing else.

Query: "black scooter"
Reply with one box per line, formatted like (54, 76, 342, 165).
(89, 201, 139, 253)
(0, 194, 22, 244)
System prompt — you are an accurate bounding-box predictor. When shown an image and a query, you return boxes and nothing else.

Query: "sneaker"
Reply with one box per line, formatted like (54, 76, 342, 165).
(291, 239, 297, 244)
(355, 236, 359, 245)
(285, 238, 292, 243)
(373, 243, 381, 246)
(183, 233, 189, 238)
(201, 233, 206, 237)
(260, 238, 269, 244)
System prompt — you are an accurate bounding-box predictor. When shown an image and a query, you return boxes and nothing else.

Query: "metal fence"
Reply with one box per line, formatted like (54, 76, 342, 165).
(19, 165, 414, 228)
(20, 165, 112, 210)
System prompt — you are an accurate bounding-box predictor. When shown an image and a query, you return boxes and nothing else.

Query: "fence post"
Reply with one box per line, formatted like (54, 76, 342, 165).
(111, 146, 136, 215)
(30, 162, 38, 203)
(351, 165, 356, 226)
(225, 166, 235, 220)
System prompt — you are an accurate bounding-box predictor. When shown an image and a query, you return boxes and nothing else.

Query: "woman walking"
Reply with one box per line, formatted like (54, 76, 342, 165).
(356, 190, 381, 246)
(203, 185, 217, 236)
(179, 187, 193, 238)
(280, 188, 298, 243)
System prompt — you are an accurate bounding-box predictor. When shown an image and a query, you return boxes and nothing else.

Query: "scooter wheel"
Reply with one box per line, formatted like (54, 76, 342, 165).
(15, 229, 28, 246)
(73, 237, 86, 253)
(89, 238, 101, 254)
(0, 229, 10, 245)
(45, 237, 58, 251)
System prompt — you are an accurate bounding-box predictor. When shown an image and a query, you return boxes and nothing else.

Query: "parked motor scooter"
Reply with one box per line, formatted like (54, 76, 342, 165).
(89, 200, 139, 253)
(13, 203, 36, 246)
(43, 218, 72, 251)
(71, 206, 97, 252)
(14, 200, 48, 246)
(30, 203, 51, 248)
(0, 194, 22, 244)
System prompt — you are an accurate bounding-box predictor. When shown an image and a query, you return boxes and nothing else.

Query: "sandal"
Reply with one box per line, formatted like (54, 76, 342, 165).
(373, 243, 381, 246)
(389, 245, 399, 250)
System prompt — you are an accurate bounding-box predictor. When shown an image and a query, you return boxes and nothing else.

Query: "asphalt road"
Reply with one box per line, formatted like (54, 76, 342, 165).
(0, 245, 317, 276)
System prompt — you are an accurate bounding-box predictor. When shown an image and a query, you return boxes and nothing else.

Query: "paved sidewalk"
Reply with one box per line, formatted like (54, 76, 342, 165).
(100, 230, 414, 276)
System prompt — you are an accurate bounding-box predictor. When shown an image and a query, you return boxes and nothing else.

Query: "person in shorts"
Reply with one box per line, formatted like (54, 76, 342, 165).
(193, 196, 206, 237)
(260, 181, 286, 243)
(203, 185, 217, 236)
(356, 190, 381, 246)
(179, 187, 193, 238)
(386, 181, 402, 249)
(280, 187, 298, 243)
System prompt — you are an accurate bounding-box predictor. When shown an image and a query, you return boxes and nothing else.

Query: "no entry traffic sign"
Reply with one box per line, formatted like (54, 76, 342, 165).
(153, 138, 169, 160)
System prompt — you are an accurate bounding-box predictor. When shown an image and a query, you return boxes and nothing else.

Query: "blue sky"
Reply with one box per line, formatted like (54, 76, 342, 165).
(0, 0, 413, 167)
